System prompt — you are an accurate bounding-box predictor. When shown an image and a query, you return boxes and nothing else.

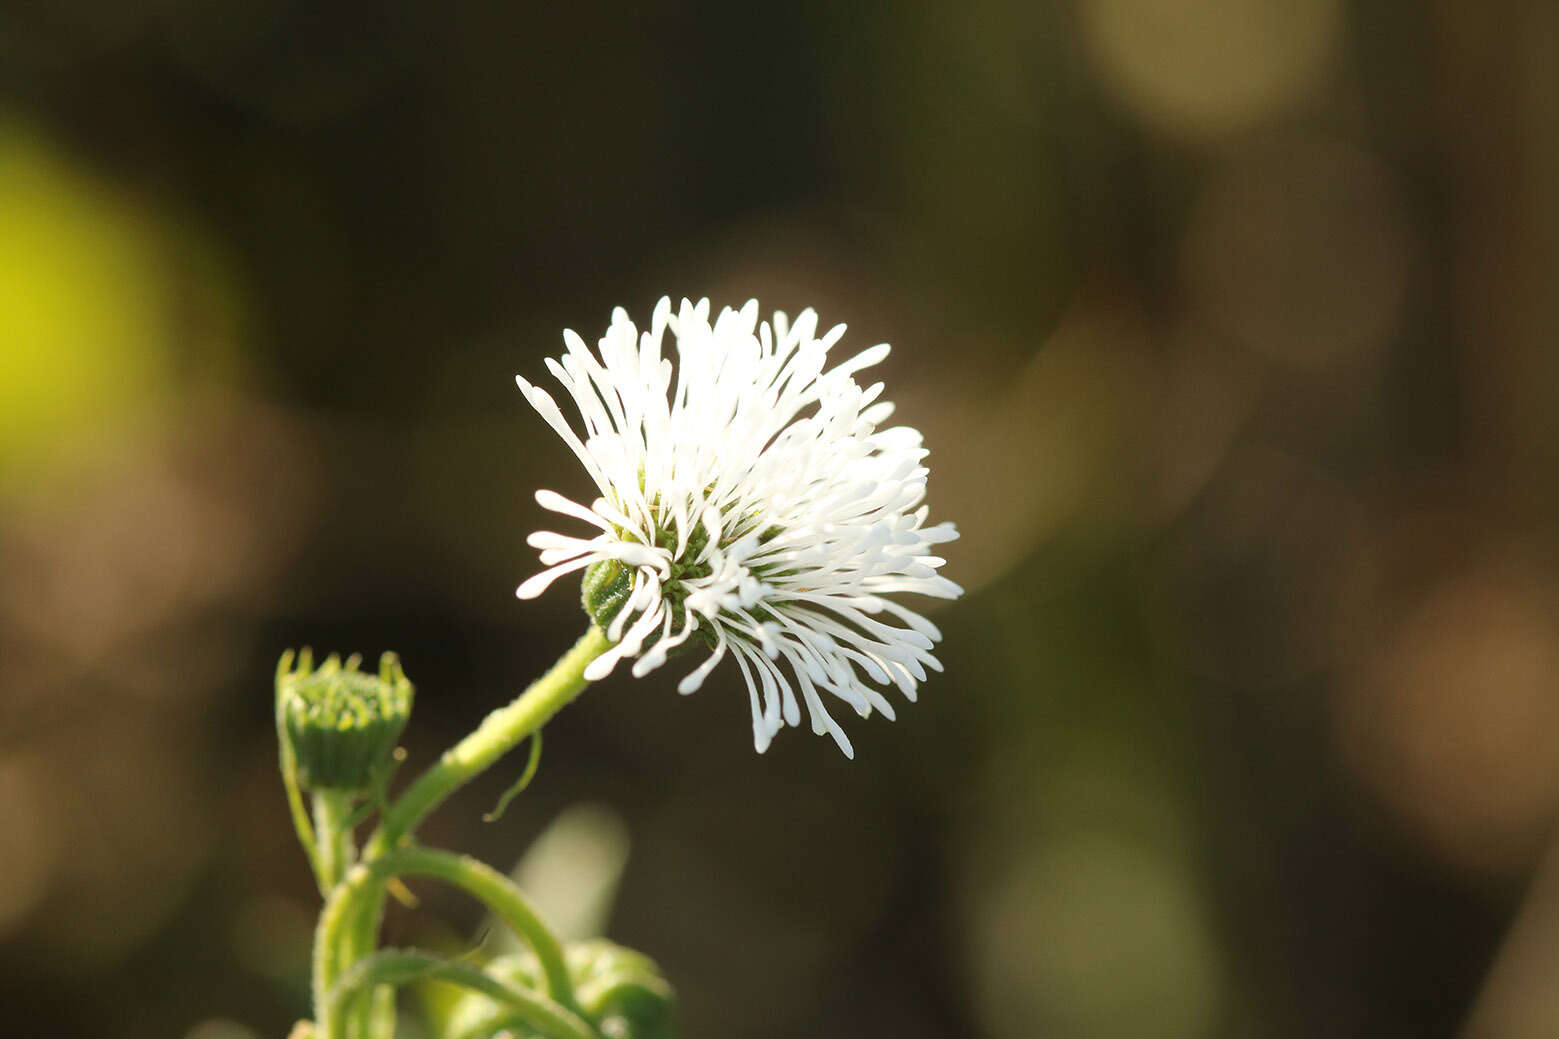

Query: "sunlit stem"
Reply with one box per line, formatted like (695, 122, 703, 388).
(367, 626, 612, 855)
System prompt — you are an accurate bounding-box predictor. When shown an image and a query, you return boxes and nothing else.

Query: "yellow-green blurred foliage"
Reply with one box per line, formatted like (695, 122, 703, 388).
(0, 119, 168, 487)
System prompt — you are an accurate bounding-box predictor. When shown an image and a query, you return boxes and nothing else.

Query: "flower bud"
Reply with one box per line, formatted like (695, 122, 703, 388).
(276, 650, 413, 793)
(445, 944, 674, 1039)
(570, 940, 676, 1039)
(581, 558, 634, 631)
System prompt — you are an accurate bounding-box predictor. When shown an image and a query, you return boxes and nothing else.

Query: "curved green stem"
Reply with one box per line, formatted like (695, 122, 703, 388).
(316, 626, 611, 1039)
(396, 848, 574, 1001)
(367, 626, 611, 856)
(327, 950, 594, 1039)
(316, 848, 580, 1037)
(342, 887, 386, 1039)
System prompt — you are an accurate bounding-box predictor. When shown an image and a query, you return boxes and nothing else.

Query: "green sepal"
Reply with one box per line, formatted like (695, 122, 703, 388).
(581, 558, 634, 631)
(580, 556, 717, 656)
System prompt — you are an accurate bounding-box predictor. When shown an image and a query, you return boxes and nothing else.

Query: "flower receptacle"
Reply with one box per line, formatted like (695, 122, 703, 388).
(581, 558, 634, 631)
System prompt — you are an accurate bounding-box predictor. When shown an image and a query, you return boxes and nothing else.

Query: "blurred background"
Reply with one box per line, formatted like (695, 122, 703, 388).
(2, 1, 1559, 1036)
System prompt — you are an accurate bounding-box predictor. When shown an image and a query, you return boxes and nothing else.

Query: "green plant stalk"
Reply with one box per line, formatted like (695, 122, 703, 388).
(326, 950, 594, 1039)
(368, 626, 612, 855)
(312, 790, 357, 891)
(316, 850, 580, 1038)
(340, 889, 384, 1039)
(368, 985, 394, 1039)
(314, 868, 378, 1039)
(404, 847, 575, 1001)
(310, 790, 362, 1035)
(317, 626, 611, 1039)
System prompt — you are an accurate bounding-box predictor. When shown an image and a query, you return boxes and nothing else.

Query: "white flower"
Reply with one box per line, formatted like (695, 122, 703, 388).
(515, 297, 961, 757)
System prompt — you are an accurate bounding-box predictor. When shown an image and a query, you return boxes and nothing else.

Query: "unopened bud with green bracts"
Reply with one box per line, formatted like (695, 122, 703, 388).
(445, 941, 676, 1039)
(276, 649, 414, 793)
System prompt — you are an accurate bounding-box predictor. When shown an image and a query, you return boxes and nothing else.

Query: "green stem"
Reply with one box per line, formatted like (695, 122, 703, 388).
(312, 790, 357, 891)
(315, 867, 376, 1039)
(326, 950, 594, 1039)
(316, 848, 582, 1037)
(341, 890, 384, 1039)
(368, 985, 395, 1039)
(310, 790, 361, 1033)
(367, 626, 611, 856)
(402, 847, 575, 1002)
(317, 626, 611, 1039)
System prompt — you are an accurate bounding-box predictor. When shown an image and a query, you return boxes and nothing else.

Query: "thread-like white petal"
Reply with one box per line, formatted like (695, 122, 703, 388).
(516, 555, 595, 599)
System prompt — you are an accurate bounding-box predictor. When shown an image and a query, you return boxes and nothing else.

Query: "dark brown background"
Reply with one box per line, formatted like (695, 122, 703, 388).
(2, 2, 1558, 1036)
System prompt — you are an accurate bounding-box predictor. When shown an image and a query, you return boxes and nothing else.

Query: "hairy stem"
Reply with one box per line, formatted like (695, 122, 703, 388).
(369, 626, 611, 855)
(312, 790, 357, 891)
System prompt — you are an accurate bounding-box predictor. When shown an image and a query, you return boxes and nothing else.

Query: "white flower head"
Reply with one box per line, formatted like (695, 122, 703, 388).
(515, 297, 961, 758)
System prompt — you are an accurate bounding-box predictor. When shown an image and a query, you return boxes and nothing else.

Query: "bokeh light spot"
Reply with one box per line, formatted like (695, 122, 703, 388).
(1338, 558, 1559, 876)
(184, 1020, 259, 1039)
(1182, 138, 1412, 369)
(971, 832, 1224, 1038)
(1083, 0, 1340, 137)
(0, 753, 62, 938)
(0, 117, 171, 489)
